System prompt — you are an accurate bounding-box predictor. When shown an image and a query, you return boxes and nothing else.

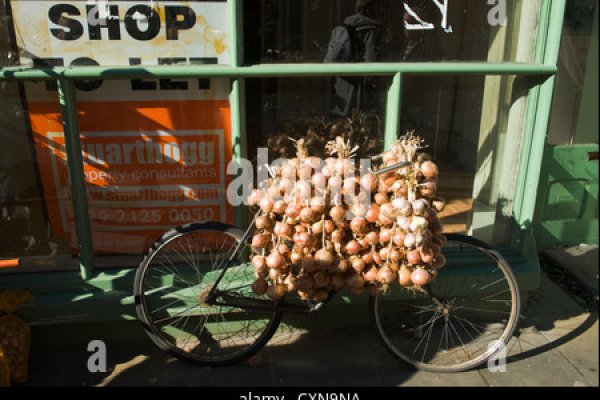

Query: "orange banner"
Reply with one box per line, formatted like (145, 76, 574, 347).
(28, 98, 233, 255)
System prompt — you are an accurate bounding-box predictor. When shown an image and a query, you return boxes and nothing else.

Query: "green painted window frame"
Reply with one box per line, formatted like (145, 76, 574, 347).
(0, 0, 566, 281)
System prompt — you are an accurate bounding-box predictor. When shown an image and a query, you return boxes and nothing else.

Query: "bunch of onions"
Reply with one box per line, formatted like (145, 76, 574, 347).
(247, 131, 447, 302)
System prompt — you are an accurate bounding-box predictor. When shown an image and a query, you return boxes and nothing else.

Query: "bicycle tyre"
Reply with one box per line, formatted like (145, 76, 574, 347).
(370, 233, 521, 372)
(134, 222, 282, 366)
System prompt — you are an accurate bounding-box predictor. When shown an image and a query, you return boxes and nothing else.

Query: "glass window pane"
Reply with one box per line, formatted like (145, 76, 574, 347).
(244, 0, 541, 64)
(399, 74, 530, 246)
(61, 78, 235, 267)
(548, 0, 598, 145)
(4, 0, 231, 67)
(0, 80, 76, 273)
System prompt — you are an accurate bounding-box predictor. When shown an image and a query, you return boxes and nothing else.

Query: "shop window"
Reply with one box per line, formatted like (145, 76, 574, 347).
(243, 0, 541, 64)
(548, 0, 598, 145)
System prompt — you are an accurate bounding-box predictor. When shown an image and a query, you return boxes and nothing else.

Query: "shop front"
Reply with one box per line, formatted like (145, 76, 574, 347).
(0, 0, 588, 330)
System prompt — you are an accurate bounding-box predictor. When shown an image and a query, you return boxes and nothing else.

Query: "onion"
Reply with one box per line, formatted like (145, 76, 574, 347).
(430, 219, 443, 235)
(296, 180, 312, 201)
(282, 163, 297, 180)
(296, 275, 315, 291)
(361, 251, 374, 265)
(298, 165, 312, 180)
(312, 220, 324, 234)
(301, 254, 317, 272)
(377, 265, 397, 284)
(255, 215, 273, 230)
(392, 231, 406, 247)
(284, 274, 297, 292)
(410, 216, 429, 233)
(259, 196, 273, 213)
(374, 192, 389, 205)
(252, 278, 268, 295)
(411, 268, 431, 286)
(331, 229, 345, 244)
(403, 233, 416, 248)
(379, 228, 392, 244)
(290, 250, 303, 264)
(432, 198, 446, 213)
(336, 260, 350, 273)
(380, 203, 396, 219)
(397, 216, 411, 231)
(345, 272, 365, 289)
(273, 200, 287, 214)
(372, 251, 382, 265)
(351, 257, 366, 272)
(247, 189, 262, 206)
(365, 231, 379, 246)
(412, 199, 428, 216)
(350, 217, 367, 234)
(313, 271, 331, 288)
(398, 265, 412, 286)
(393, 198, 412, 217)
(277, 242, 291, 255)
(268, 184, 282, 201)
(420, 161, 438, 179)
(419, 180, 437, 197)
(329, 206, 346, 222)
(299, 207, 315, 223)
(363, 266, 379, 282)
(268, 267, 283, 281)
(252, 255, 266, 269)
(433, 254, 446, 269)
(379, 247, 390, 261)
(323, 220, 335, 234)
(365, 205, 380, 223)
(315, 248, 334, 268)
(406, 249, 421, 265)
(360, 173, 377, 192)
(345, 240, 360, 255)
(414, 233, 426, 247)
(311, 196, 326, 213)
(252, 234, 269, 248)
(389, 248, 403, 263)
(331, 273, 345, 290)
(267, 251, 286, 269)
(295, 231, 310, 247)
(430, 243, 442, 257)
(267, 284, 286, 300)
(343, 178, 356, 195)
(297, 289, 314, 301)
(312, 172, 327, 190)
(285, 204, 302, 218)
(328, 176, 342, 191)
(377, 213, 394, 226)
(420, 247, 434, 264)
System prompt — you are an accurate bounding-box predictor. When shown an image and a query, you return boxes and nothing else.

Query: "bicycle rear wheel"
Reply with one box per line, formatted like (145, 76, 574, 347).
(370, 234, 520, 372)
(134, 222, 282, 366)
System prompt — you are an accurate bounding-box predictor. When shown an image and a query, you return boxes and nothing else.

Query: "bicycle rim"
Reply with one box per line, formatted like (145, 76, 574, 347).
(371, 234, 520, 372)
(134, 223, 282, 366)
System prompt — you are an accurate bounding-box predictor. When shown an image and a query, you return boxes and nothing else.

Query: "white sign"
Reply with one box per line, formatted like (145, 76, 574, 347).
(11, 0, 230, 66)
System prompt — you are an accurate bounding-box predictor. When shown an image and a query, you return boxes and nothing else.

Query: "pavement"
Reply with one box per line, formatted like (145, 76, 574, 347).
(17, 264, 599, 388)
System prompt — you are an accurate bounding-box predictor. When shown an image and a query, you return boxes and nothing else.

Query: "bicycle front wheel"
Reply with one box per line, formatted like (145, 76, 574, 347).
(134, 222, 282, 366)
(370, 234, 520, 372)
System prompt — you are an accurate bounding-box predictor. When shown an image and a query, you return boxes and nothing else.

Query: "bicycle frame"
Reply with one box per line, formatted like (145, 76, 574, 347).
(204, 159, 414, 314)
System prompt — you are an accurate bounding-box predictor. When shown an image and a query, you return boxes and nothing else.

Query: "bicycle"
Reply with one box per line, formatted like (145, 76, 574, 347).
(133, 160, 521, 373)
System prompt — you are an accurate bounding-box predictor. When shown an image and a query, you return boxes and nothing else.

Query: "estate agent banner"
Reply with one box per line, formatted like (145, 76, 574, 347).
(11, 0, 233, 254)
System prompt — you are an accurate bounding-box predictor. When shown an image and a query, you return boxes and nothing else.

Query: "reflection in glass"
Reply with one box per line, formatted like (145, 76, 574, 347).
(244, 0, 541, 64)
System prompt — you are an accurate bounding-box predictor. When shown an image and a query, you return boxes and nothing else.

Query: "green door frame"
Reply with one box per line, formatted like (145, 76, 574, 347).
(0, 1, 565, 304)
